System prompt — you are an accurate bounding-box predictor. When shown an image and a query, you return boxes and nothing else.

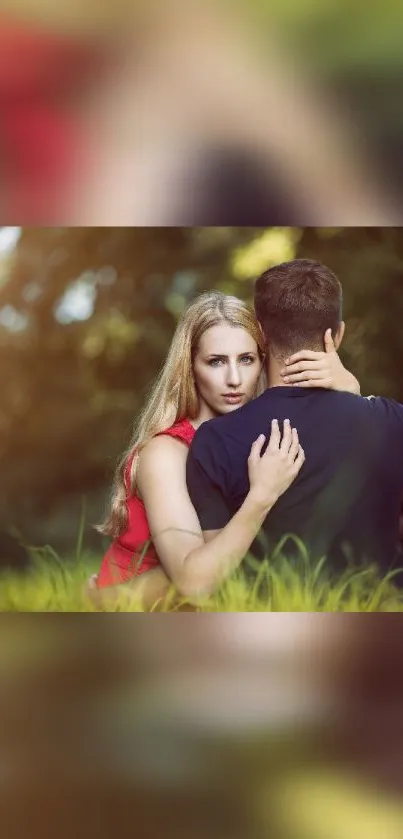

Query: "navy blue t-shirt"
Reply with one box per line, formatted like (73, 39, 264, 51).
(186, 387, 403, 576)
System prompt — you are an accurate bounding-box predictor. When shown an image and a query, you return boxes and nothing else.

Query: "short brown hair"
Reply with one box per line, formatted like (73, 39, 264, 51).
(254, 258, 343, 357)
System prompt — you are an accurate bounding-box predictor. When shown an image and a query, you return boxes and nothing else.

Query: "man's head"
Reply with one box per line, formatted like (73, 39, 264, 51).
(254, 258, 344, 360)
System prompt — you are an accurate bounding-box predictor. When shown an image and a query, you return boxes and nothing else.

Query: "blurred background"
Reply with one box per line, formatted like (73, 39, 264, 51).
(0, 224, 402, 570)
(2, 0, 403, 224)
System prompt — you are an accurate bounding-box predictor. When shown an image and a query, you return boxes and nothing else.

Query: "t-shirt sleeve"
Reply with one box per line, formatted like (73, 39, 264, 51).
(186, 426, 233, 531)
(371, 397, 403, 470)
(375, 397, 403, 428)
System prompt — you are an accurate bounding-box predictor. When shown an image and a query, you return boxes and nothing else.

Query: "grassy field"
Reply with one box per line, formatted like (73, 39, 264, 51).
(1, 538, 403, 611)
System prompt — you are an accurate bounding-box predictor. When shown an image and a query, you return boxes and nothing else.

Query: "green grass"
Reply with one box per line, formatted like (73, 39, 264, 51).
(1, 537, 403, 612)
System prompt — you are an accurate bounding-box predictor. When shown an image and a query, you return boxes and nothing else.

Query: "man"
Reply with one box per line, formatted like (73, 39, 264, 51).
(186, 258, 403, 582)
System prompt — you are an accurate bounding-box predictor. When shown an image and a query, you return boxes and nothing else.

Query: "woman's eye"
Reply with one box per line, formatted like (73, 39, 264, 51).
(209, 358, 225, 366)
(240, 355, 254, 364)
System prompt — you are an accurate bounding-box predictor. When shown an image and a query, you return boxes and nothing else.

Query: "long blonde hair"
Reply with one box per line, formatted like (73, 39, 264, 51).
(98, 290, 266, 538)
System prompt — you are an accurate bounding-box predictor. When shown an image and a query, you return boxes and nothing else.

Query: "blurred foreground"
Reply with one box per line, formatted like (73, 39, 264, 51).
(1, 613, 403, 838)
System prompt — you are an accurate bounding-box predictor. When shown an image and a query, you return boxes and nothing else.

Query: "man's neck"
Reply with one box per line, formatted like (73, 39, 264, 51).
(265, 356, 288, 388)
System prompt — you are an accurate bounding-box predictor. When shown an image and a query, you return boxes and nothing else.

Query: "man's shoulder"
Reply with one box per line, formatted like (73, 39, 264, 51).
(349, 394, 403, 437)
(329, 391, 403, 411)
(190, 414, 229, 456)
(191, 398, 259, 447)
(358, 393, 403, 409)
(363, 394, 403, 417)
(186, 417, 233, 487)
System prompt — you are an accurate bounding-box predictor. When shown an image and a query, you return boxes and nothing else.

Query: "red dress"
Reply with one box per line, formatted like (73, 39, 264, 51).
(97, 418, 196, 587)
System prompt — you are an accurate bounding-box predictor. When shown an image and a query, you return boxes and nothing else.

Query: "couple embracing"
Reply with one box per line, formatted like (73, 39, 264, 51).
(88, 259, 403, 608)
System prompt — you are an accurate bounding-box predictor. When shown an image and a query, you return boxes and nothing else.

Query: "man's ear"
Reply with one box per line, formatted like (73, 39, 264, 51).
(257, 320, 269, 352)
(257, 320, 265, 342)
(333, 321, 345, 351)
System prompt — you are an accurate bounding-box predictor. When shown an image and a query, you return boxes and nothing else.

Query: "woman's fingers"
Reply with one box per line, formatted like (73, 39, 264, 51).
(288, 427, 300, 462)
(279, 418, 292, 454)
(248, 432, 266, 461)
(283, 369, 330, 384)
(291, 378, 332, 389)
(293, 446, 306, 473)
(266, 418, 281, 451)
(281, 359, 325, 376)
(84, 574, 98, 593)
(252, 420, 302, 462)
(283, 350, 325, 366)
(324, 328, 336, 352)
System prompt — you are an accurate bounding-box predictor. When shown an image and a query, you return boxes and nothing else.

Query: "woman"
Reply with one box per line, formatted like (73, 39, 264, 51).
(89, 291, 360, 609)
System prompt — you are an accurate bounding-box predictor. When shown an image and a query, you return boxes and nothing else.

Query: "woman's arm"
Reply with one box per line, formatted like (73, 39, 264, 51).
(136, 419, 304, 599)
(87, 419, 304, 609)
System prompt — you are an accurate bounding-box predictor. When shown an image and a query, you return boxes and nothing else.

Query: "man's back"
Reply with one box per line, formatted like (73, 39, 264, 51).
(186, 387, 403, 575)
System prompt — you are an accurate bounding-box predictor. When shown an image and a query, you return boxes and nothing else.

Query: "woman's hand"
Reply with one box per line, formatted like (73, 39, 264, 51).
(280, 329, 361, 394)
(83, 574, 105, 609)
(247, 418, 305, 511)
(83, 568, 178, 611)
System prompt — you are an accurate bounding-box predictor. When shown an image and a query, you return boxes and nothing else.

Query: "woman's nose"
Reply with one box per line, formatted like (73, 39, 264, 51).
(226, 363, 242, 386)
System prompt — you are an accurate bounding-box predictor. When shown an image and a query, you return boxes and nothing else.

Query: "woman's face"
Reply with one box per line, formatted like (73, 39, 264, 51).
(193, 322, 262, 418)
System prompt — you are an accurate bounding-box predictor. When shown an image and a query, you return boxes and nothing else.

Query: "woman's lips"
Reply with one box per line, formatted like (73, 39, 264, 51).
(222, 393, 244, 403)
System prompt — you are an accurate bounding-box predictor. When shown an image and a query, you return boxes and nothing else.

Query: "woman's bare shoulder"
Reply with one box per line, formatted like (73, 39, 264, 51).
(136, 434, 190, 503)
(139, 434, 188, 469)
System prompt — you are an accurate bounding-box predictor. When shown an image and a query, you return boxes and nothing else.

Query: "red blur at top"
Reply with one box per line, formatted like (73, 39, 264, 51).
(0, 18, 109, 223)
